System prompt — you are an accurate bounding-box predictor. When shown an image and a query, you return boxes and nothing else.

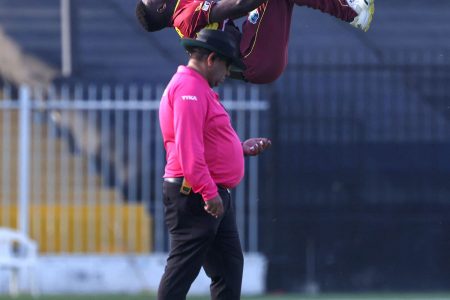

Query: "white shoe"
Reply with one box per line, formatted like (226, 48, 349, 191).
(346, 0, 374, 32)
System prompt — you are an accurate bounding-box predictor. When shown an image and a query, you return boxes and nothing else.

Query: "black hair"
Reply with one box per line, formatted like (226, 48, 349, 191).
(186, 46, 212, 60)
(135, 1, 168, 32)
(186, 46, 231, 67)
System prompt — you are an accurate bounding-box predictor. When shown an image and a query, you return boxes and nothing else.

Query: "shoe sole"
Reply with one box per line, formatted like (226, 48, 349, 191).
(351, 0, 375, 32)
(365, 0, 375, 32)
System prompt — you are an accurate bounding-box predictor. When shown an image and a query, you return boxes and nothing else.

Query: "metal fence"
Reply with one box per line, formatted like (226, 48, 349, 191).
(261, 50, 450, 292)
(269, 50, 450, 206)
(0, 83, 268, 254)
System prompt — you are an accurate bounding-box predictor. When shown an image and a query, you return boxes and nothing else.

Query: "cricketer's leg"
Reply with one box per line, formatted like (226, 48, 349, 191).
(202, 189, 244, 300)
(294, 0, 375, 31)
(238, 0, 372, 84)
(240, 0, 294, 84)
(293, 0, 357, 22)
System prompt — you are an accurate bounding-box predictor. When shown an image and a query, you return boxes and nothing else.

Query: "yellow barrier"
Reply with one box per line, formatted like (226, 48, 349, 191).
(0, 204, 152, 254)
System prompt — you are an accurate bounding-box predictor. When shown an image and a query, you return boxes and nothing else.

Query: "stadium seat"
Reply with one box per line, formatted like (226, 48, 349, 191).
(0, 227, 38, 297)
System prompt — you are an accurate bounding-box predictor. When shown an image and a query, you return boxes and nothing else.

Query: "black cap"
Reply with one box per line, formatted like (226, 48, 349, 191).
(181, 29, 246, 72)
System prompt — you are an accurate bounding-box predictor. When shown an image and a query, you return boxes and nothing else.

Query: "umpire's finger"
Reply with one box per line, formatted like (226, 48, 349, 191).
(204, 203, 219, 218)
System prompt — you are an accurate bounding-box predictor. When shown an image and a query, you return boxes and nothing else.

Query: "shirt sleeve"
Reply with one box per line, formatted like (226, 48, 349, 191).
(171, 84, 218, 201)
(172, 0, 220, 38)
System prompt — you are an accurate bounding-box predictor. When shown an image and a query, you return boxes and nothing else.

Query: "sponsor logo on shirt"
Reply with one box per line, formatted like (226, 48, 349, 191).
(248, 9, 259, 24)
(201, 1, 211, 11)
(203, 22, 219, 31)
(181, 95, 198, 101)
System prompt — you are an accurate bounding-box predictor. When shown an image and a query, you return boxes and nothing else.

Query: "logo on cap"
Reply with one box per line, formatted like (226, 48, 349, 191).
(202, 1, 211, 11)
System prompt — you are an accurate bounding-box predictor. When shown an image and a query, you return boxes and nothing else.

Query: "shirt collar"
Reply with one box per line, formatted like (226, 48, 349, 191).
(177, 65, 210, 87)
(176, 66, 221, 103)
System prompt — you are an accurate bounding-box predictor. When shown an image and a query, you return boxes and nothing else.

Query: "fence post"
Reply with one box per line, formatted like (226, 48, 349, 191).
(248, 86, 260, 252)
(18, 86, 31, 234)
(154, 86, 165, 252)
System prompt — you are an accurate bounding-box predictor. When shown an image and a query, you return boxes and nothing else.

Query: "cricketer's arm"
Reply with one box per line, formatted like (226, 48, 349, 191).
(209, 0, 267, 22)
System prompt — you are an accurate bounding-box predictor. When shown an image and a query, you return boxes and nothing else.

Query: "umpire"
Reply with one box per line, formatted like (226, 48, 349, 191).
(158, 28, 271, 300)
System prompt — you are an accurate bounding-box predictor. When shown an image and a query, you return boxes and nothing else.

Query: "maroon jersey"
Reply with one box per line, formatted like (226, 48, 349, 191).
(240, 0, 292, 84)
(241, 0, 356, 83)
(171, 0, 225, 38)
(171, 0, 357, 84)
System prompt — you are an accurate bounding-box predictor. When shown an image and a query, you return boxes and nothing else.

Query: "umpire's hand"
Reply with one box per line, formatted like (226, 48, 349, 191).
(243, 137, 272, 156)
(204, 195, 224, 218)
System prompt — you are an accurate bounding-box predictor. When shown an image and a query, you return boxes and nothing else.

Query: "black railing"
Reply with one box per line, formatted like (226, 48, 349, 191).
(267, 51, 450, 205)
(260, 51, 450, 292)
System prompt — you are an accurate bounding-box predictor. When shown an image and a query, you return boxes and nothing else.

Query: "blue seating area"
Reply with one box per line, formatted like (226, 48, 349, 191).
(0, 0, 449, 84)
(0, 0, 61, 67)
(0, 0, 184, 84)
(290, 0, 450, 53)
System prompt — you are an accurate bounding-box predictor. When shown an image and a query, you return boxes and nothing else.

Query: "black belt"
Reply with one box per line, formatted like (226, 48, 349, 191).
(164, 177, 230, 193)
(164, 177, 184, 184)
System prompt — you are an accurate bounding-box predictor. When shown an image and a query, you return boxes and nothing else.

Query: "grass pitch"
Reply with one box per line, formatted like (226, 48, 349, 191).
(1, 294, 450, 300)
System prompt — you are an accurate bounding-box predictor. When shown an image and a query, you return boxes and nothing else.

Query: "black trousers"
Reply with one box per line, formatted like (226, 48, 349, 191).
(158, 181, 244, 300)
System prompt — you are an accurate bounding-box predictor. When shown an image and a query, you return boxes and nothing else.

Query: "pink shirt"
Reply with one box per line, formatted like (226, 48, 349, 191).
(159, 66, 245, 201)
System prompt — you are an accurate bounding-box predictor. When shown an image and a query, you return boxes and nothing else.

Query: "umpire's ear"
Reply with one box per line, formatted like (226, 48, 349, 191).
(206, 52, 217, 67)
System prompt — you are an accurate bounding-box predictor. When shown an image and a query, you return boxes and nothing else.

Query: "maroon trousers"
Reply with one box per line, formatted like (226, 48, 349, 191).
(241, 0, 357, 84)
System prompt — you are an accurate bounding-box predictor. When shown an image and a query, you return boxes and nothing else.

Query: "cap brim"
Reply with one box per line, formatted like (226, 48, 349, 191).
(181, 38, 246, 72)
(230, 58, 246, 72)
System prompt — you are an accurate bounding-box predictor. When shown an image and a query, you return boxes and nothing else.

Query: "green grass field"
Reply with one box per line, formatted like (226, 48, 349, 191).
(1, 294, 450, 300)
